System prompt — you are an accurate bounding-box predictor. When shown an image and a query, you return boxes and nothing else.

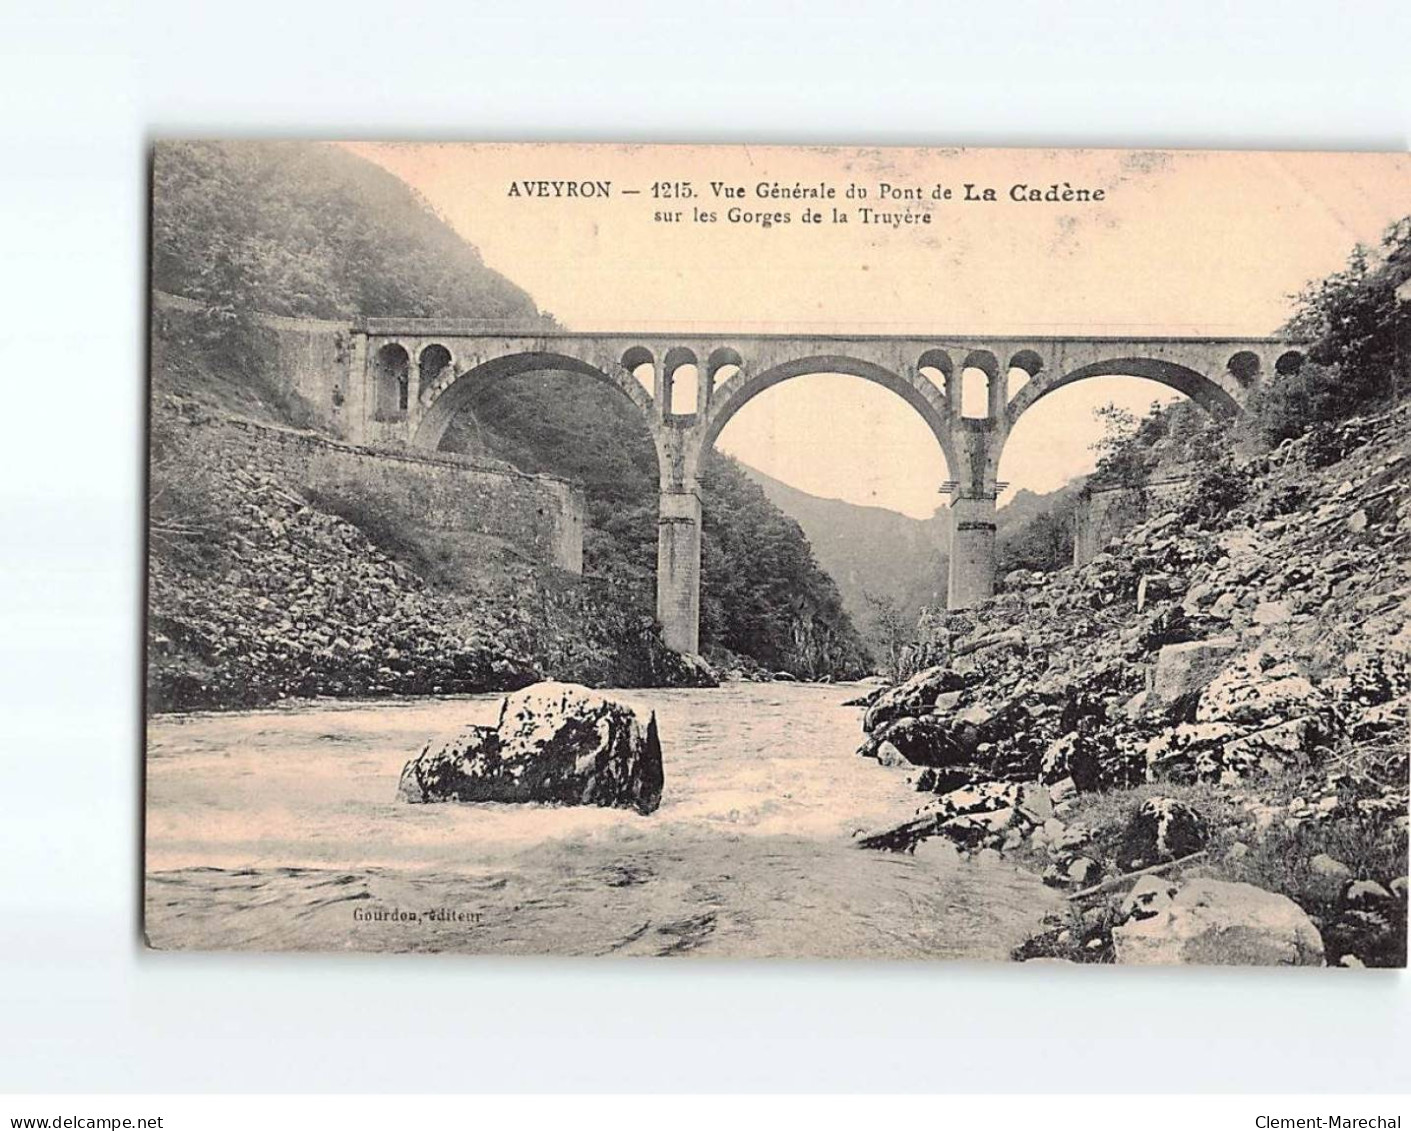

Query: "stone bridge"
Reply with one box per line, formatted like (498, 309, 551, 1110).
(342, 323, 1306, 655)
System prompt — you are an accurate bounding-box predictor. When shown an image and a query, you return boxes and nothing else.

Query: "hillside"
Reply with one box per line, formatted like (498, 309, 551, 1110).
(740, 464, 1080, 643)
(851, 218, 1411, 967)
(855, 402, 1410, 966)
(151, 141, 539, 323)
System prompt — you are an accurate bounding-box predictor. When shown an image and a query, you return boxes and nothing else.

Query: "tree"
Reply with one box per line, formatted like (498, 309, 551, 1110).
(862, 590, 910, 680)
(1285, 215, 1411, 411)
(1088, 403, 1150, 490)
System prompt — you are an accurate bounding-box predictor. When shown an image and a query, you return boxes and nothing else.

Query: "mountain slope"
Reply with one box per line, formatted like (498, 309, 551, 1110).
(739, 465, 1081, 635)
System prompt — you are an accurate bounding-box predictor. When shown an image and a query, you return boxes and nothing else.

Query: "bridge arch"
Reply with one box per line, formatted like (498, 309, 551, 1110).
(694, 354, 959, 484)
(1005, 356, 1243, 428)
(410, 350, 658, 453)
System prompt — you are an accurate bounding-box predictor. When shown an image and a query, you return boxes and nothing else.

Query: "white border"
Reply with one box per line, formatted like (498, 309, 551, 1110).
(0, 0, 1408, 1094)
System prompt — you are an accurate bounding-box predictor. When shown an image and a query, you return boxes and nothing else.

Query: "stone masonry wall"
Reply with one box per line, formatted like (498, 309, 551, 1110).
(213, 417, 585, 574)
(1073, 477, 1191, 567)
(153, 291, 351, 435)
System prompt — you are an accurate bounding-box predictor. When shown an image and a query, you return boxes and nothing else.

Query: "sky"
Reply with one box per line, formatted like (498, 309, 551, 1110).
(348, 144, 1410, 518)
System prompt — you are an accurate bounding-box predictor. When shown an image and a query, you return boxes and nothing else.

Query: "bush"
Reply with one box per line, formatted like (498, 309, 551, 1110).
(1180, 460, 1249, 527)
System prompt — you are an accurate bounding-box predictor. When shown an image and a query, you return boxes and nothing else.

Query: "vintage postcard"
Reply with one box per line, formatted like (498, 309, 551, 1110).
(144, 142, 1410, 964)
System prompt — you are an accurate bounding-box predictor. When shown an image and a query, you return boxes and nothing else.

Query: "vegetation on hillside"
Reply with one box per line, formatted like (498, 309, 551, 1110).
(152, 141, 540, 324)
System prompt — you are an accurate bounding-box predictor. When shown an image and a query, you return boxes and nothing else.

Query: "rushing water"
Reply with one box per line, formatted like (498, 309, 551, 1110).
(145, 682, 1059, 958)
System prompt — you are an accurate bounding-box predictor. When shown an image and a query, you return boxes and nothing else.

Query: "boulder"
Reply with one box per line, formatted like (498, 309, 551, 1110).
(1307, 854, 1354, 900)
(1196, 652, 1330, 726)
(869, 714, 977, 767)
(1218, 717, 1325, 780)
(1117, 797, 1207, 871)
(1112, 879, 1325, 966)
(397, 681, 664, 814)
(862, 665, 967, 733)
(1121, 874, 1179, 921)
(1066, 856, 1102, 886)
(1147, 637, 1239, 706)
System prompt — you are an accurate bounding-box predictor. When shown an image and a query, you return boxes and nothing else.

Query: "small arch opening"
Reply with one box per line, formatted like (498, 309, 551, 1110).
(622, 347, 656, 397)
(1275, 350, 1305, 376)
(1228, 350, 1261, 384)
(707, 347, 743, 378)
(419, 344, 453, 393)
(960, 366, 992, 419)
(917, 348, 955, 406)
(373, 343, 410, 419)
(670, 363, 700, 415)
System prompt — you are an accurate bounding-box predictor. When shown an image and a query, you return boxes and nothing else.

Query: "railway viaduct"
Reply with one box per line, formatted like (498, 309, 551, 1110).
(336, 324, 1306, 655)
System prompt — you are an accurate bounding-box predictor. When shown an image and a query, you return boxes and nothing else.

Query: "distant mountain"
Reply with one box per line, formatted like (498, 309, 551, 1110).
(738, 465, 1082, 637)
(739, 467, 948, 630)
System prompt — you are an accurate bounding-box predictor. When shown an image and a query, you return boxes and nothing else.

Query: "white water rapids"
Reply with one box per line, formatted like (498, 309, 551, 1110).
(144, 682, 1059, 958)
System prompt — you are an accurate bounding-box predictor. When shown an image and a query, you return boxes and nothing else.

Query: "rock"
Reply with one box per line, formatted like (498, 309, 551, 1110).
(1137, 573, 1178, 613)
(1209, 591, 1240, 620)
(1218, 717, 1325, 780)
(935, 781, 1020, 817)
(932, 690, 966, 713)
(397, 681, 664, 815)
(1040, 733, 1079, 783)
(1112, 879, 1325, 966)
(1308, 854, 1354, 899)
(1118, 797, 1208, 871)
(1017, 782, 1054, 824)
(874, 740, 908, 767)
(1252, 600, 1294, 626)
(911, 836, 960, 865)
(941, 806, 1016, 844)
(1196, 652, 1330, 726)
(1391, 877, 1409, 902)
(862, 665, 967, 733)
(1148, 638, 1239, 706)
(1122, 874, 1179, 921)
(1048, 777, 1077, 805)
(1066, 856, 1102, 886)
(1342, 880, 1394, 913)
(869, 714, 976, 767)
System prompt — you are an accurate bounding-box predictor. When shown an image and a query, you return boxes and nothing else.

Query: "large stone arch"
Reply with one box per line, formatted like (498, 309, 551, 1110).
(694, 354, 960, 484)
(410, 350, 658, 453)
(1005, 355, 1244, 429)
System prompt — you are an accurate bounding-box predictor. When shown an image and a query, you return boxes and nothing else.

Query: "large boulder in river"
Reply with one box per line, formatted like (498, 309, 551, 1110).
(862, 665, 967, 733)
(1112, 878, 1324, 966)
(397, 681, 664, 814)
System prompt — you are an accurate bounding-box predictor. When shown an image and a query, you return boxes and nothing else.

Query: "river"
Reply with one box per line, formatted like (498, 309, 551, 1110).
(144, 682, 1059, 958)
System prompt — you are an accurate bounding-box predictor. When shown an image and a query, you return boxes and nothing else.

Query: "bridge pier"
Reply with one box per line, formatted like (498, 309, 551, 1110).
(947, 493, 998, 609)
(657, 486, 702, 655)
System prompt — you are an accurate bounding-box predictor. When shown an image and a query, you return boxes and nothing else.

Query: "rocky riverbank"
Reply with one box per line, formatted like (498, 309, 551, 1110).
(147, 405, 713, 712)
(852, 405, 1410, 966)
